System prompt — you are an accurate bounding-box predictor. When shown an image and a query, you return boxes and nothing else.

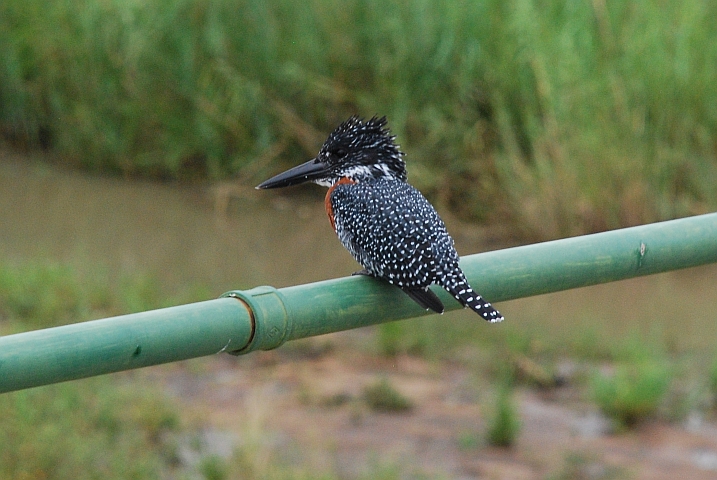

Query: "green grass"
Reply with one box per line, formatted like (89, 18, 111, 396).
(0, 255, 340, 480)
(708, 356, 717, 409)
(2, 0, 717, 238)
(0, 260, 207, 331)
(377, 318, 435, 357)
(587, 333, 675, 429)
(363, 377, 414, 413)
(199, 455, 230, 480)
(485, 377, 521, 447)
(0, 378, 180, 480)
(0, 258, 195, 479)
(591, 361, 672, 429)
(0, 262, 87, 329)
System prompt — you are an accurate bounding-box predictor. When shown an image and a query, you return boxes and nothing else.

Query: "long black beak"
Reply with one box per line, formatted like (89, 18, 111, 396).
(255, 158, 330, 189)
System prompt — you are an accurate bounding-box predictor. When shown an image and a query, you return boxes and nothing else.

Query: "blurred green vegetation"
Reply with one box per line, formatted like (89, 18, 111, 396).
(591, 361, 672, 429)
(363, 377, 414, 412)
(0, 261, 183, 479)
(547, 452, 625, 480)
(0, 260, 208, 331)
(1, 0, 716, 238)
(0, 379, 180, 479)
(485, 376, 521, 447)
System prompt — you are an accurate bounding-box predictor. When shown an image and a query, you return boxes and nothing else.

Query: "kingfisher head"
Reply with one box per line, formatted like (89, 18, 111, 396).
(256, 116, 407, 189)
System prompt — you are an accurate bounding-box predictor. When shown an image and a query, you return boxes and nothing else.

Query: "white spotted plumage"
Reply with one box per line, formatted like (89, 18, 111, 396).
(258, 115, 503, 322)
(330, 177, 503, 322)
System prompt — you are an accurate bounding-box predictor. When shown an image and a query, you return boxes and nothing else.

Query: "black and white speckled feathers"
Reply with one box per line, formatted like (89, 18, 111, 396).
(328, 177, 503, 322)
(257, 116, 503, 322)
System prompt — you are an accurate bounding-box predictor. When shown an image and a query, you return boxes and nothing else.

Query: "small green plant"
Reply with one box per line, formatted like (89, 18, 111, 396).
(708, 356, 717, 408)
(363, 377, 413, 412)
(485, 380, 521, 447)
(591, 361, 671, 429)
(199, 454, 229, 480)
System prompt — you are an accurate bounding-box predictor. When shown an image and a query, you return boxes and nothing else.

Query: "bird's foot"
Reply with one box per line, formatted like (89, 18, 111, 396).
(351, 269, 373, 277)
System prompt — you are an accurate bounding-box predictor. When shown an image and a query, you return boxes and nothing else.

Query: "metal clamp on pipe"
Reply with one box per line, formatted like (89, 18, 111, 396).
(221, 286, 290, 355)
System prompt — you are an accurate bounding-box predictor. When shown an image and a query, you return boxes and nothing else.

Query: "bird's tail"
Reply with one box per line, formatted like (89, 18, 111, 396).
(442, 273, 504, 323)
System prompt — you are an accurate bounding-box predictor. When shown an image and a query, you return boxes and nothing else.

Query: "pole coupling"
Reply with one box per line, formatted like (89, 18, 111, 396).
(220, 286, 290, 355)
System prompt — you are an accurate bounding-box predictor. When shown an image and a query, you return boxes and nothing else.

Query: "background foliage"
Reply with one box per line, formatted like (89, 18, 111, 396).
(2, 0, 716, 238)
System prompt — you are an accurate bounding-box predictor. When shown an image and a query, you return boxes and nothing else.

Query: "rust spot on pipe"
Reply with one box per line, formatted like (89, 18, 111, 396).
(223, 292, 256, 353)
(637, 241, 647, 268)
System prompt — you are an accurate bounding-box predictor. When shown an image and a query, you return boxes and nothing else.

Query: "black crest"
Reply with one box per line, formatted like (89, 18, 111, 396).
(318, 116, 407, 182)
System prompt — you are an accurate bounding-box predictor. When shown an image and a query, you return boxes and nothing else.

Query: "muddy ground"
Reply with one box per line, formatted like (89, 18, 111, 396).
(143, 332, 717, 480)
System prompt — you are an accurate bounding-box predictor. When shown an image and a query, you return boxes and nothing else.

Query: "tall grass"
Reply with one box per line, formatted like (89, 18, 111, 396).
(1, 0, 716, 238)
(490, 1, 717, 238)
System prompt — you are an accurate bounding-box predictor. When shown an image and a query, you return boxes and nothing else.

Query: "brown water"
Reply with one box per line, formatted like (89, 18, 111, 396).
(0, 151, 357, 292)
(1, 150, 716, 351)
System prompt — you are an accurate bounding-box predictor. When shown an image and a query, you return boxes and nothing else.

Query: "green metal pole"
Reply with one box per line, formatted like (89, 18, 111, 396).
(1, 212, 716, 393)
(233, 212, 717, 344)
(0, 299, 252, 393)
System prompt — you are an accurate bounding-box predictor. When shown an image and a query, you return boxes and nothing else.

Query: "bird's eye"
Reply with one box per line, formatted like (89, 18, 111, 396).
(333, 148, 347, 158)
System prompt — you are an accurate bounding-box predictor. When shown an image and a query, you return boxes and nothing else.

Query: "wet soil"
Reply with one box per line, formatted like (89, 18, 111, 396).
(144, 338, 717, 480)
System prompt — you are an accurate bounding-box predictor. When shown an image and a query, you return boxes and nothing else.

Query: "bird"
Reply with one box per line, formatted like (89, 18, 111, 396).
(256, 115, 503, 322)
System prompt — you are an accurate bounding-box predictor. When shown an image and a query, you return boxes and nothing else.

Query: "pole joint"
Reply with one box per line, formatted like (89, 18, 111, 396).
(221, 286, 290, 354)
